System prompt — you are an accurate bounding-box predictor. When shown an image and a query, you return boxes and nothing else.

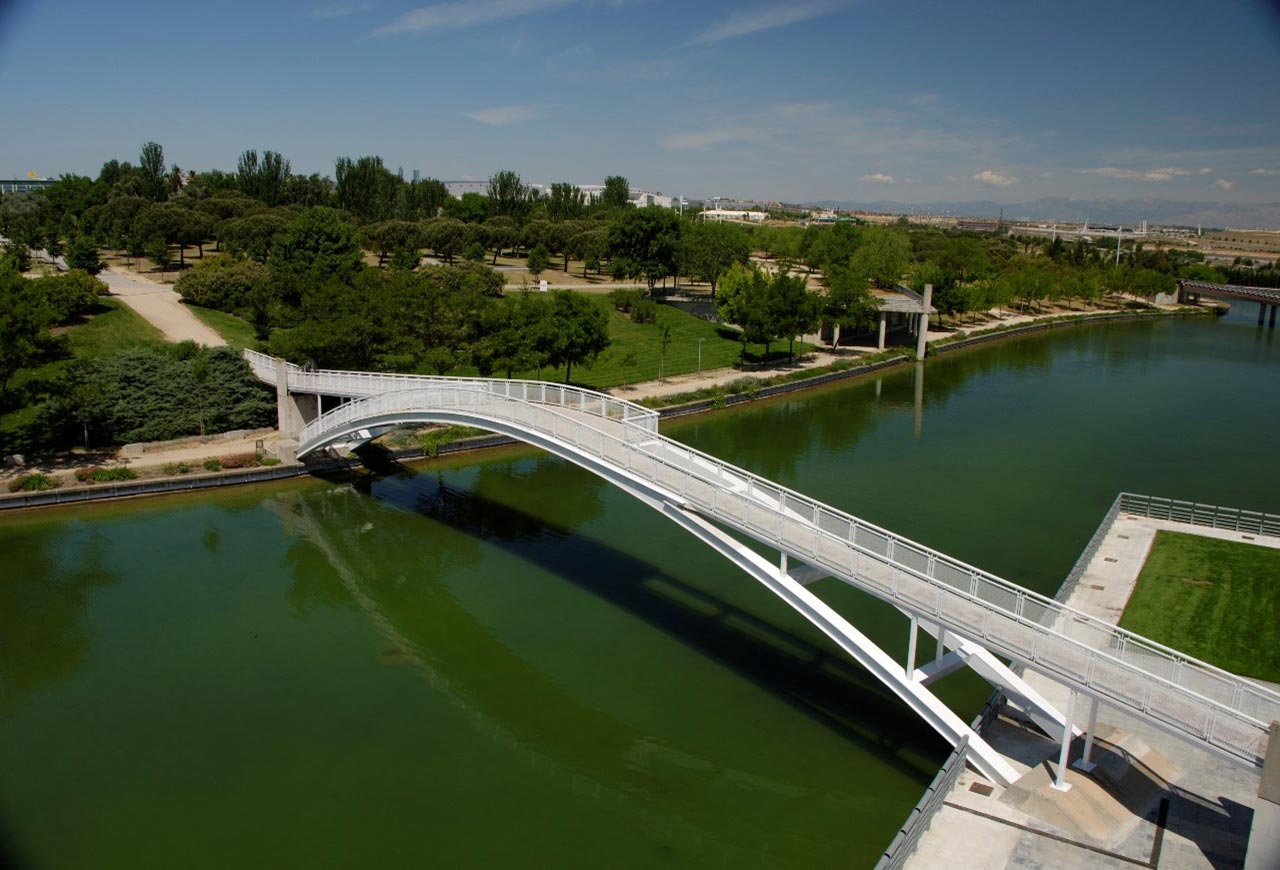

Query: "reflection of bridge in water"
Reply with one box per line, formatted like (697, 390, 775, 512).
(1178, 280, 1280, 327)
(247, 350, 1280, 789)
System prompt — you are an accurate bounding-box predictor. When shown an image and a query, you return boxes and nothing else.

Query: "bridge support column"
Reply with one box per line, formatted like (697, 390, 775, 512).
(1261, 303, 1268, 326)
(1052, 690, 1078, 792)
(1271, 305, 1277, 328)
(915, 284, 932, 361)
(1073, 695, 1100, 773)
(877, 311, 887, 350)
(275, 359, 319, 438)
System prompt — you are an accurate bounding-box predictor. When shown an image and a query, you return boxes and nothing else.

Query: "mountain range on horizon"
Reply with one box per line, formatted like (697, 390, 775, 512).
(804, 198, 1280, 231)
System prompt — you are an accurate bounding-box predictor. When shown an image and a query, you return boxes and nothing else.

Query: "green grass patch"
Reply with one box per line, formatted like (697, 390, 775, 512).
(188, 305, 258, 350)
(537, 295, 813, 389)
(1118, 530, 1280, 681)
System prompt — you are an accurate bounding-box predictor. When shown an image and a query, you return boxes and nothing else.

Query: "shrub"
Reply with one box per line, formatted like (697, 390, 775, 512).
(610, 288, 644, 313)
(217, 452, 260, 469)
(173, 255, 268, 312)
(91, 466, 137, 482)
(260, 456, 281, 466)
(203, 458, 222, 471)
(630, 297, 658, 324)
(7, 473, 59, 492)
(163, 462, 190, 475)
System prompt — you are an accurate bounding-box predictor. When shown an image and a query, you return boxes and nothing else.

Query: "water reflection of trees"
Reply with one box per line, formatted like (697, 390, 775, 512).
(0, 527, 119, 717)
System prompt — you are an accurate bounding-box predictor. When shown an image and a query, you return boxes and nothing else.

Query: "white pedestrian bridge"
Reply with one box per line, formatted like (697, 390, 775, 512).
(247, 349, 1279, 787)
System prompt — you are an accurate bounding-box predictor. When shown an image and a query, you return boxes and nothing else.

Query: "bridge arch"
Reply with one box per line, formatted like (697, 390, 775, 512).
(251, 352, 1280, 789)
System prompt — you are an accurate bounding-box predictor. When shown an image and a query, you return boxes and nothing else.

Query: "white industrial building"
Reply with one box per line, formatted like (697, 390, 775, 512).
(699, 208, 767, 223)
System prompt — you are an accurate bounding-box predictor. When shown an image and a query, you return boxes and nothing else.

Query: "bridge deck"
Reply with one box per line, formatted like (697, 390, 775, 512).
(246, 350, 1279, 771)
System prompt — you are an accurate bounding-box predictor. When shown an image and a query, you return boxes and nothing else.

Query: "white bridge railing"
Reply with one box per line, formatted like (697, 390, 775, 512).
(259, 352, 1280, 768)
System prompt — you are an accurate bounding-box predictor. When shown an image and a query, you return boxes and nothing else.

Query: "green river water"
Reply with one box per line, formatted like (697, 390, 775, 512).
(2, 305, 1278, 868)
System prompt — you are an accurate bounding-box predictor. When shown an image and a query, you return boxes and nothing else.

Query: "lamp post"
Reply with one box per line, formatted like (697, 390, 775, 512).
(697, 337, 705, 377)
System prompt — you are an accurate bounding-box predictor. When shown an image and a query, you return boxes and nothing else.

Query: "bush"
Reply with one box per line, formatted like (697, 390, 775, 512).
(202, 458, 221, 471)
(630, 297, 658, 324)
(610, 288, 644, 313)
(173, 255, 268, 312)
(260, 456, 281, 466)
(163, 462, 190, 475)
(7, 473, 59, 492)
(217, 452, 260, 469)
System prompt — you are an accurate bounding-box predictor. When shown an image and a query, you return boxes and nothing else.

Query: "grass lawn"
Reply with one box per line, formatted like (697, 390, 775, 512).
(1118, 530, 1280, 681)
(456, 293, 812, 388)
(189, 305, 258, 350)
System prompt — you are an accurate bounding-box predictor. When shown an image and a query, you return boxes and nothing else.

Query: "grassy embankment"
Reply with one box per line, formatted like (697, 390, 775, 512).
(1, 299, 165, 445)
(1118, 530, 1280, 682)
(188, 305, 260, 350)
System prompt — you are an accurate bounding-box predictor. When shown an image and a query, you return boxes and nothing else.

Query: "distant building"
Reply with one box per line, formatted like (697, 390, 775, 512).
(1, 177, 56, 195)
(699, 208, 767, 223)
(955, 218, 1000, 232)
(442, 181, 489, 198)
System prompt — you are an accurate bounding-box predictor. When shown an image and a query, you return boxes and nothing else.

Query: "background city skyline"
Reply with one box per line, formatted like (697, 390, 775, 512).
(2, 0, 1279, 209)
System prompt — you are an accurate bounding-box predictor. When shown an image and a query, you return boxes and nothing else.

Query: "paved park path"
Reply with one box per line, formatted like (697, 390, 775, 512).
(99, 268, 226, 346)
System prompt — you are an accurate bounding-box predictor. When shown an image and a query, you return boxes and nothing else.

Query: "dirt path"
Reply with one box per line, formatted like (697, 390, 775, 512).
(99, 268, 226, 346)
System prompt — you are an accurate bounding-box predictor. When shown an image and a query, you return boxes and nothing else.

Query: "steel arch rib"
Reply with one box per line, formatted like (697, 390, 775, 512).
(297, 402, 1019, 785)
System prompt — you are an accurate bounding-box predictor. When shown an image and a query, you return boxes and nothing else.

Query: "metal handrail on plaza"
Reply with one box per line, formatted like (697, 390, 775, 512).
(1118, 492, 1280, 537)
(281, 365, 1280, 768)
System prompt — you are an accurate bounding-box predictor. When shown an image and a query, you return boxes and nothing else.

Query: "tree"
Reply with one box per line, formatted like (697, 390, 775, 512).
(716, 264, 777, 363)
(361, 220, 421, 267)
(483, 216, 516, 264)
(607, 206, 681, 292)
(601, 176, 630, 210)
(849, 226, 910, 288)
(268, 207, 363, 309)
(31, 270, 107, 323)
(682, 220, 750, 295)
(657, 323, 672, 383)
(487, 170, 534, 223)
(421, 218, 468, 264)
(334, 155, 399, 222)
(527, 244, 550, 279)
(545, 291, 610, 383)
(146, 237, 172, 273)
(0, 269, 53, 402)
(770, 272, 822, 358)
(139, 141, 167, 202)
(65, 235, 102, 275)
(237, 149, 291, 206)
(821, 266, 878, 347)
(220, 212, 289, 262)
(547, 183, 586, 221)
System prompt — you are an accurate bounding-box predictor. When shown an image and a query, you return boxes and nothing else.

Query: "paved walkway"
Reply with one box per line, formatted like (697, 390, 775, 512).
(907, 513, 1279, 869)
(99, 268, 225, 346)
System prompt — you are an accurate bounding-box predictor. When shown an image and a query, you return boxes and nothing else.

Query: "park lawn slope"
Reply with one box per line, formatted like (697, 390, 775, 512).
(529, 294, 813, 389)
(1118, 530, 1280, 682)
(188, 305, 258, 350)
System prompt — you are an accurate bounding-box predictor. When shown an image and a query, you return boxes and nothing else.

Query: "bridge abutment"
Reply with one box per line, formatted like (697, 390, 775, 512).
(275, 359, 319, 438)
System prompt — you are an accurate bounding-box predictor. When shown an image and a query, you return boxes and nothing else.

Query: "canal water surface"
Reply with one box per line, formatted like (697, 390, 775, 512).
(2, 306, 1278, 867)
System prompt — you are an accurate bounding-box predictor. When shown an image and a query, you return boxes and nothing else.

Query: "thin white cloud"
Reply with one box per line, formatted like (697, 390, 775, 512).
(372, 0, 578, 36)
(861, 172, 894, 184)
(315, 0, 375, 17)
(1215, 178, 1236, 191)
(659, 127, 757, 151)
(973, 169, 1017, 187)
(465, 105, 541, 126)
(690, 0, 851, 45)
(1082, 166, 1198, 181)
(1250, 168, 1280, 176)
(1197, 167, 1213, 175)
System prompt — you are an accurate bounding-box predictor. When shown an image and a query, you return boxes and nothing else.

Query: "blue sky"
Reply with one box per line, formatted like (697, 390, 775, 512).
(2, 0, 1279, 204)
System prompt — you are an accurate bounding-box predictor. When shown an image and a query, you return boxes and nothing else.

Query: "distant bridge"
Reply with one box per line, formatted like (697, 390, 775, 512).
(1178, 280, 1280, 326)
(247, 350, 1280, 788)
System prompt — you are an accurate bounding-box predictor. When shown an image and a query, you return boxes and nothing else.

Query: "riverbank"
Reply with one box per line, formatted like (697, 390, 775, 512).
(0, 301, 1216, 512)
